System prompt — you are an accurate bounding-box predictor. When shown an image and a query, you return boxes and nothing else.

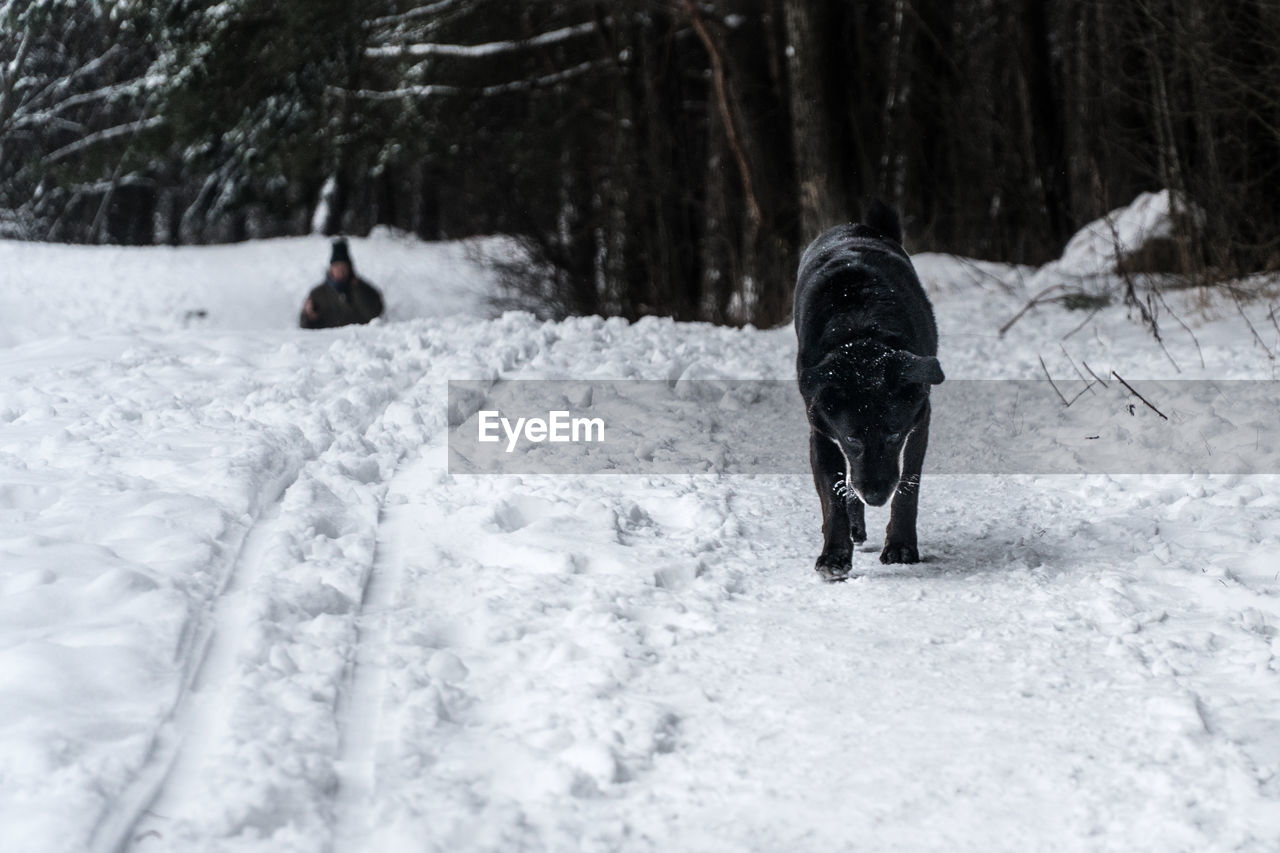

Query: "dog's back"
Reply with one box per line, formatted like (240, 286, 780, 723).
(793, 204, 937, 371)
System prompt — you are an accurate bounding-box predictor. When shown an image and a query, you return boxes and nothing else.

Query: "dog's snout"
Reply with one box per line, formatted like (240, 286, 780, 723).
(857, 482, 895, 507)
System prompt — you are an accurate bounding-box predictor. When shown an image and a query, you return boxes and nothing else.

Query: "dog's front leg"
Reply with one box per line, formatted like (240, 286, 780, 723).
(882, 401, 931, 564)
(847, 491, 866, 546)
(811, 431, 853, 579)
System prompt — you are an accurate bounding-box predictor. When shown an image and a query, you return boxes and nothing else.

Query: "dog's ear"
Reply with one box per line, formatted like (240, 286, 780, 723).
(806, 385, 831, 422)
(902, 354, 945, 386)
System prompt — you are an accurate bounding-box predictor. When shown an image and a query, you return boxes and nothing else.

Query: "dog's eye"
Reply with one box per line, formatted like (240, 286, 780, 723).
(845, 435, 864, 454)
(887, 432, 902, 443)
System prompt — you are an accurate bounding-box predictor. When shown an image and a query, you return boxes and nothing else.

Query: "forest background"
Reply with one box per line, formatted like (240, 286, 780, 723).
(2, 0, 1276, 325)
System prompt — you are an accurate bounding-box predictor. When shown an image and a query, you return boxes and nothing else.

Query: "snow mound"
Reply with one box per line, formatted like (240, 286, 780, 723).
(1029, 190, 1199, 291)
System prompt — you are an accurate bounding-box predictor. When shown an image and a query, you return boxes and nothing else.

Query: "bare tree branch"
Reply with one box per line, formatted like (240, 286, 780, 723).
(43, 115, 164, 163)
(332, 83, 461, 100)
(999, 283, 1068, 336)
(1112, 371, 1169, 420)
(366, 0, 464, 32)
(335, 60, 605, 101)
(11, 74, 150, 130)
(366, 20, 599, 59)
(683, 0, 762, 244)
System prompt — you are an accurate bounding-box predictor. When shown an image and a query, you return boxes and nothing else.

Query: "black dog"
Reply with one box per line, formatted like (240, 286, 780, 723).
(794, 203, 944, 580)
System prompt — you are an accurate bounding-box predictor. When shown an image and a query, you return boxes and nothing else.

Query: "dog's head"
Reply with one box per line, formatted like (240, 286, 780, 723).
(802, 342, 944, 507)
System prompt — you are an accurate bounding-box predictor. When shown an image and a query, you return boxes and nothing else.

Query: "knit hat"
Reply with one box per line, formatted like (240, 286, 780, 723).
(330, 238, 352, 267)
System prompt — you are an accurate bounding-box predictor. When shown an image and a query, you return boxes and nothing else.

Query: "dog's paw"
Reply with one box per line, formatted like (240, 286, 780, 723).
(815, 551, 853, 581)
(879, 542, 920, 564)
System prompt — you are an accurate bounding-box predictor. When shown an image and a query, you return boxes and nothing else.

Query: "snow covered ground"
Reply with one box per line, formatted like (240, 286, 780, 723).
(1, 228, 1279, 852)
(0, 228, 501, 347)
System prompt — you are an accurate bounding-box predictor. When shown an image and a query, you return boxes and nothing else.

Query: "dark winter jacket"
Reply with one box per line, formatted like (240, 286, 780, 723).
(299, 273, 384, 329)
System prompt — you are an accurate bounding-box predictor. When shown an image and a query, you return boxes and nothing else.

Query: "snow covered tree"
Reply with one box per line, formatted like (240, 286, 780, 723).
(0, 0, 162, 241)
(7, 0, 1280, 316)
(138, 0, 371, 241)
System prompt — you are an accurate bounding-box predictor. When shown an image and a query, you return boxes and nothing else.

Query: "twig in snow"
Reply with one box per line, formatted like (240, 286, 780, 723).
(1104, 214, 1183, 373)
(1111, 371, 1169, 420)
(1060, 345, 1097, 396)
(1082, 360, 1110, 388)
(999, 284, 1068, 336)
(1228, 285, 1275, 361)
(1038, 355, 1092, 407)
(1040, 355, 1070, 406)
(1150, 288, 1204, 369)
(1061, 304, 1104, 340)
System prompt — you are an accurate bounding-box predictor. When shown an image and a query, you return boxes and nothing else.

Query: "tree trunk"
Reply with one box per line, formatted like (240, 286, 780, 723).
(1020, 0, 1073, 245)
(783, 0, 851, 242)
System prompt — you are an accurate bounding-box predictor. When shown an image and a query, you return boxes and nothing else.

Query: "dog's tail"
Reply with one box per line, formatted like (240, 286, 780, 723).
(863, 199, 903, 244)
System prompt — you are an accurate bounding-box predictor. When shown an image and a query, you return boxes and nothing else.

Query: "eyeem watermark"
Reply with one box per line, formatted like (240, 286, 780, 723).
(450, 379, 1280, 474)
(477, 410, 606, 452)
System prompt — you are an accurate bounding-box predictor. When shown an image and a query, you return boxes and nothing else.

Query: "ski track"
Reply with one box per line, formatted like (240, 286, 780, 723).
(95, 315, 556, 853)
(328, 489, 401, 852)
(113, 378, 407, 853)
(94, 477, 302, 853)
(327, 327, 550, 848)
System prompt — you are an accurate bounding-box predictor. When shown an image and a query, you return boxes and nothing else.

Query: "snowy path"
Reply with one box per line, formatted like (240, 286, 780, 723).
(2, 241, 1280, 851)
(322, 319, 1280, 852)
